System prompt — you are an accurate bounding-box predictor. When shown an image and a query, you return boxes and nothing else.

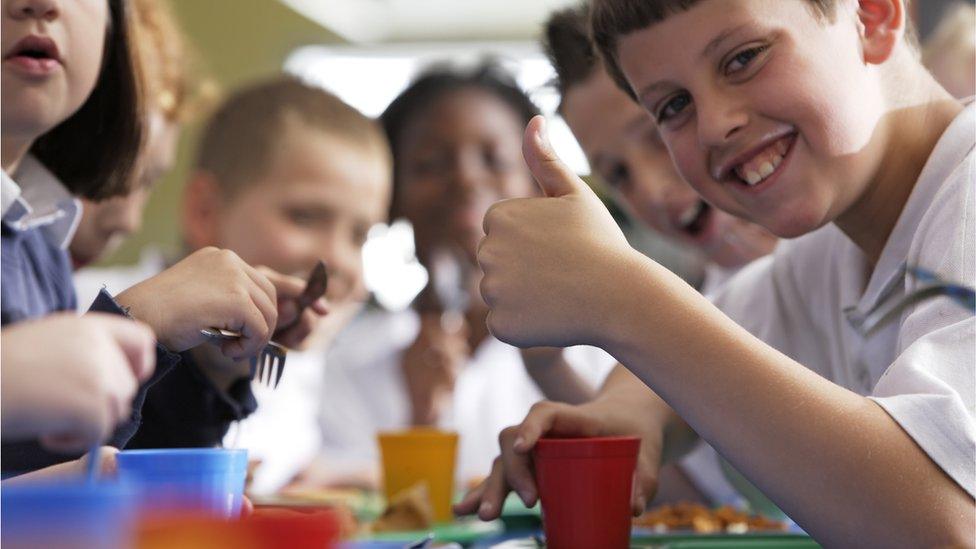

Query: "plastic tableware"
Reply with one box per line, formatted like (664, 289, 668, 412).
(1, 478, 136, 549)
(377, 428, 458, 523)
(117, 448, 247, 518)
(533, 436, 640, 549)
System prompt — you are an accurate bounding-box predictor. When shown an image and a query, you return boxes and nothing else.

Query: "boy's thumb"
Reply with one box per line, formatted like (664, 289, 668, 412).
(522, 115, 587, 198)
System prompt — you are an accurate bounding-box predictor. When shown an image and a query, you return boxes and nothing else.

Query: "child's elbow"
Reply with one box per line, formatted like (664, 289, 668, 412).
(930, 501, 976, 549)
(944, 517, 976, 548)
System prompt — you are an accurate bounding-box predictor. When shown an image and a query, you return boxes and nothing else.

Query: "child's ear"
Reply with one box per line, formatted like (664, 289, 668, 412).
(181, 171, 223, 250)
(857, 0, 906, 64)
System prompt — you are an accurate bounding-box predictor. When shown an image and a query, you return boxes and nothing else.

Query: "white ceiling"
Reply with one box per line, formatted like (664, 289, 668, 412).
(279, 0, 581, 43)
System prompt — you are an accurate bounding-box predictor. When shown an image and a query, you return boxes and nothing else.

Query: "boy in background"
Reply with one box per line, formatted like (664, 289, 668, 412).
(76, 77, 391, 482)
(69, 0, 210, 270)
(537, 4, 780, 508)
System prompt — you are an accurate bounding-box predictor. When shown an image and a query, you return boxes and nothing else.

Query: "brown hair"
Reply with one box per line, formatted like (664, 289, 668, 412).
(590, 0, 916, 102)
(131, 0, 214, 124)
(194, 76, 390, 196)
(30, 0, 145, 201)
(543, 4, 601, 112)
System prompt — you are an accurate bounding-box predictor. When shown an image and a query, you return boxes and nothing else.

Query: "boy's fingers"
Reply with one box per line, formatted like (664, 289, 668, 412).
(632, 454, 659, 515)
(255, 266, 306, 299)
(277, 300, 299, 328)
(478, 458, 512, 520)
(498, 427, 538, 506)
(513, 402, 562, 452)
(522, 115, 587, 198)
(309, 297, 329, 315)
(632, 476, 647, 516)
(274, 309, 316, 348)
(101, 317, 157, 382)
(244, 270, 279, 329)
(454, 480, 486, 516)
(223, 301, 269, 358)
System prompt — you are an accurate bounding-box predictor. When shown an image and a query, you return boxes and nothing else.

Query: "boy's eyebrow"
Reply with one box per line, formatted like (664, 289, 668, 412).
(702, 24, 751, 60)
(637, 23, 751, 102)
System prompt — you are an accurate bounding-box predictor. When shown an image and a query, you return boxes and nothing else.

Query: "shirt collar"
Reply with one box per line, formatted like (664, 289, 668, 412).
(1, 169, 25, 219)
(857, 100, 975, 312)
(5, 155, 82, 250)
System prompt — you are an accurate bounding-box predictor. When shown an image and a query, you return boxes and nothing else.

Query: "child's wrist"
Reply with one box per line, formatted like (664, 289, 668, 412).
(588, 249, 666, 353)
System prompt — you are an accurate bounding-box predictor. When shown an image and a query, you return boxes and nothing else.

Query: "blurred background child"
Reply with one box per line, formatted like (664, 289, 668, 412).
(293, 62, 616, 489)
(75, 75, 392, 491)
(922, 1, 976, 99)
(69, 0, 212, 271)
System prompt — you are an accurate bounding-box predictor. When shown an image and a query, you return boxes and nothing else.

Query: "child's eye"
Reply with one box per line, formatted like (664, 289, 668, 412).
(602, 162, 631, 191)
(657, 93, 691, 123)
(724, 45, 768, 75)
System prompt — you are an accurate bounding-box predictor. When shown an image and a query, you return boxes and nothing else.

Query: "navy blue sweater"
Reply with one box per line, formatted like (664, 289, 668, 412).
(1, 221, 253, 474)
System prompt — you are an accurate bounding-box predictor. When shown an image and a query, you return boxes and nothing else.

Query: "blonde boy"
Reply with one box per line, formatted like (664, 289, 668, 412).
(460, 0, 975, 545)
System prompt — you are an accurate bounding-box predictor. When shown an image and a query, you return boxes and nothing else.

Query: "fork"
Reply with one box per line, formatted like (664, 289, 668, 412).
(847, 265, 975, 336)
(199, 327, 288, 388)
(199, 260, 329, 388)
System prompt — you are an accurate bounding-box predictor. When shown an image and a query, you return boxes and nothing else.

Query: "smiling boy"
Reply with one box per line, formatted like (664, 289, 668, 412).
(462, 0, 974, 545)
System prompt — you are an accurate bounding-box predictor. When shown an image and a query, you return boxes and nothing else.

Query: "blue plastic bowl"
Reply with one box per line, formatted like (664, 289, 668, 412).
(1, 479, 136, 549)
(117, 448, 247, 518)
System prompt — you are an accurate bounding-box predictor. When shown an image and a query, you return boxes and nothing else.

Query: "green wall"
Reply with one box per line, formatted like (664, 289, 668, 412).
(105, 0, 342, 265)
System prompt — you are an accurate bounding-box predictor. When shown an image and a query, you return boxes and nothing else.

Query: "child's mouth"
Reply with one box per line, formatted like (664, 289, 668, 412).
(4, 35, 61, 76)
(717, 132, 797, 192)
(674, 200, 712, 238)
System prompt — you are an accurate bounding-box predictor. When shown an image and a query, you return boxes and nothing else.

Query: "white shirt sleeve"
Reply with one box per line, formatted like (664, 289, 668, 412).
(870, 317, 976, 497)
(868, 150, 976, 497)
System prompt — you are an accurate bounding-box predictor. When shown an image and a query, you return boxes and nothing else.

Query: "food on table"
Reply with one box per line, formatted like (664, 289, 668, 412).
(370, 482, 434, 533)
(633, 502, 786, 533)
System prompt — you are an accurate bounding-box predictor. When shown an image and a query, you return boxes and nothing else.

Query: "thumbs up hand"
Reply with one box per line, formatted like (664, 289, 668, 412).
(478, 116, 639, 349)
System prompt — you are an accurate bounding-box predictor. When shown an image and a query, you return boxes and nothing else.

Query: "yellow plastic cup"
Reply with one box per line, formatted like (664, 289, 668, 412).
(377, 429, 458, 523)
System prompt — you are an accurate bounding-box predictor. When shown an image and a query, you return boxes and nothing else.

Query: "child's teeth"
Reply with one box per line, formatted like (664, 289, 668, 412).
(678, 203, 699, 226)
(734, 136, 791, 187)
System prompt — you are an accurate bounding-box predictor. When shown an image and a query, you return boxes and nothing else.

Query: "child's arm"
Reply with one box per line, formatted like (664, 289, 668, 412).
(123, 266, 329, 449)
(114, 247, 286, 359)
(455, 364, 697, 518)
(477, 117, 975, 546)
(519, 347, 597, 404)
(401, 312, 468, 425)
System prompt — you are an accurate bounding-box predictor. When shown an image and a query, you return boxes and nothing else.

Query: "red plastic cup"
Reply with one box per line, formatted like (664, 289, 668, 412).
(533, 436, 640, 549)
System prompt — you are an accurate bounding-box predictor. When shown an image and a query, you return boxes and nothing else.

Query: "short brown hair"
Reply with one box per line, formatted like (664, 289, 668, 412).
(195, 76, 390, 196)
(30, 0, 145, 201)
(590, 0, 916, 102)
(543, 4, 601, 113)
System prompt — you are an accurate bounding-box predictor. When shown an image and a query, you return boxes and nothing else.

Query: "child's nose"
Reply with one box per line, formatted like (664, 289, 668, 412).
(696, 92, 750, 150)
(8, 0, 59, 21)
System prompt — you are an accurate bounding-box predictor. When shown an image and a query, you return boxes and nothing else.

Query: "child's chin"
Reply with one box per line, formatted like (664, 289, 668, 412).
(760, 211, 826, 239)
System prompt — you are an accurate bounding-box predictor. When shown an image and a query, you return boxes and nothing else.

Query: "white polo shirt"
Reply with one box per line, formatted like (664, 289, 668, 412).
(319, 306, 618, 483)
(710, 101, 975, 496)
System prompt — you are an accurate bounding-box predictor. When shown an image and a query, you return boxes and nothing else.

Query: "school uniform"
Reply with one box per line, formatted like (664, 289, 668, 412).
(72, 255, 259, 452)
(1, 159, 234, 475)
(709, 102, 976, 496)
(78, 249, 320, 494)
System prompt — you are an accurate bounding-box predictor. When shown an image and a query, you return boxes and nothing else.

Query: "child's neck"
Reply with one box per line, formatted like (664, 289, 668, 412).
(1, 135, 32, 175)
(834, 70, 963, 267)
